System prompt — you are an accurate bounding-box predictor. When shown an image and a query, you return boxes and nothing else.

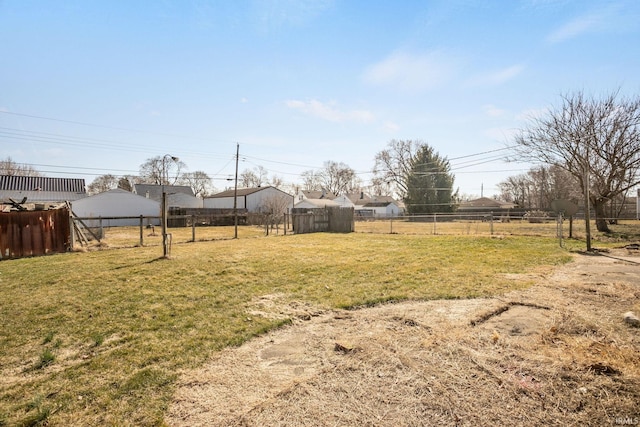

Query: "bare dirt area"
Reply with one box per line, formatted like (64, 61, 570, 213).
(167, 249, 640, 426)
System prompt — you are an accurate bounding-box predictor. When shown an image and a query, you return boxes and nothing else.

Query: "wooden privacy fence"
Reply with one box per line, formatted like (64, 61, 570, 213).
(0, 207, 71, 260)
(291, 207, 354, 234)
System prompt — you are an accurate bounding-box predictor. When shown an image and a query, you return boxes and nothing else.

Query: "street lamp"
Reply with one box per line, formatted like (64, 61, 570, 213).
(162, 154, 179, 258)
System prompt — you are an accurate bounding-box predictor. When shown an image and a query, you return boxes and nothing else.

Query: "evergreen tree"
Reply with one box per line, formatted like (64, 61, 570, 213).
(404, 145, 456, 214)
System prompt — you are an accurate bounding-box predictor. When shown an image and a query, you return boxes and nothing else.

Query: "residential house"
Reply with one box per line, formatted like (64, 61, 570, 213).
(294, 198, 340, 209)
(71, 188, 161, 227)
(132, 184, 202, 208)
(0, 175, 86, 207)
(458, 197, 517, 212)
(294, 189, 337, 205)
(332, 192, 373, 208)
(358, 200, 402, 218)
(204, 186, 294, 214)
(348, 193, 404, 218)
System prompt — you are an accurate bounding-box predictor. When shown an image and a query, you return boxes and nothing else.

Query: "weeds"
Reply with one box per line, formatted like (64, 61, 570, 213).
(34, 349, 55, 369)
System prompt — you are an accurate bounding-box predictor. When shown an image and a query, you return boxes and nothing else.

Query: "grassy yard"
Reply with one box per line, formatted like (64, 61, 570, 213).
(0, 232, 581, 425)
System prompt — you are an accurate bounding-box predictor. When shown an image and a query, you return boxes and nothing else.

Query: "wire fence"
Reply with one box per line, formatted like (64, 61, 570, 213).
(74, 213, 640, 251)
(355, 213, 640, 240)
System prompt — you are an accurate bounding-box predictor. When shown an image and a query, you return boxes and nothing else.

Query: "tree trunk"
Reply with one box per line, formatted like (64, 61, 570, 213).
(592, 199, 611, 233)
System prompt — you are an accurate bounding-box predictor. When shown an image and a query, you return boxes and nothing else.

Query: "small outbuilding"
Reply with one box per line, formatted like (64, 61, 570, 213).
(204, 187, 294, 214)
(0, 175, 86, 205)
(294, 198, 340, 209)
(71, 189, 160, 227)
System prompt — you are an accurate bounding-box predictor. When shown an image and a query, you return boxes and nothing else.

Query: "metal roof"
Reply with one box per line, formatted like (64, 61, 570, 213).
(132, 184, 195, 202)
(207, 186, 273, 198)
(0, 175, 86, 193)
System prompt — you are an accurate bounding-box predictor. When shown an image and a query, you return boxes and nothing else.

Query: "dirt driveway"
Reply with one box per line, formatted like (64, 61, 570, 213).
(167, 250, 640, 426)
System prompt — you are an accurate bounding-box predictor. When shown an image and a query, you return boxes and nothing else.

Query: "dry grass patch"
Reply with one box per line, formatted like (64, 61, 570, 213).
(1, 233, 574, 425)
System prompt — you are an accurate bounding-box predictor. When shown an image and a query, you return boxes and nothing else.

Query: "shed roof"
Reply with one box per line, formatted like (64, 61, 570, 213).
(458, 197, 516, 210)
(0, 175, 86, 203)
(0, 175, 86, 193)
(208, 187, 268, 198)
(133, 184, 195, 202)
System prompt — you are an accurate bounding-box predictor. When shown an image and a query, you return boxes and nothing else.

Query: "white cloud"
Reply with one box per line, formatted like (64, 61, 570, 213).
(545, 2, 637, 44)
(252, 0, 334, 30)
(362, 51, 459, 92)
(482, 104, 506, 118)
(381, 121, 400, 132)
(240, 97, 249, 103)
(285, 99, 374, 123)
(467, 64, 525, 87)
(546, 14, 599, 43)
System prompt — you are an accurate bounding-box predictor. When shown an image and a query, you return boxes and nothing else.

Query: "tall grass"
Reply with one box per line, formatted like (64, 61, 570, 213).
(0, 232, 572, 425)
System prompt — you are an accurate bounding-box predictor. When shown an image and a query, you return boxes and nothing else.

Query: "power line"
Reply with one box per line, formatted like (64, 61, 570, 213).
(0, 110, 236, 144)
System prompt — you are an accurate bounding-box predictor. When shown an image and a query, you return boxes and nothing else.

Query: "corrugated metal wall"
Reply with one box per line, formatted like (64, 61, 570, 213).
(0, 208, 71, 260)
(0, 175, 85, 192)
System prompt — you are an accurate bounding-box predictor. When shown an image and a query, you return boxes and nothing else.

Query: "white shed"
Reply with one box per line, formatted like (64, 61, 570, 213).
(356, 201, 401, 218)
(204, 187, 294, 213)
(332, 194, 356, 208)
(294, 198, 340, 209)
(167, 193, 202, 209)
(71, 189, 160, 227)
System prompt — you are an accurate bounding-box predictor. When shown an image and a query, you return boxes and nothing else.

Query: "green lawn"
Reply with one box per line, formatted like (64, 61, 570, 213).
(0, 233, 573, 426)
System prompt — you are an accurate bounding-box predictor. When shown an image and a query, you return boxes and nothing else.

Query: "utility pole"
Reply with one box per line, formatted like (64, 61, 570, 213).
(233, 143, 239, 239)
(162, 154, 178, 258)
(584, 146, 592, 251)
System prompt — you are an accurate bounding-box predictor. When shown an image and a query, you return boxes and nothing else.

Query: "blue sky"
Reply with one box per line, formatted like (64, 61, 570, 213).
(1, 0, 639, 197)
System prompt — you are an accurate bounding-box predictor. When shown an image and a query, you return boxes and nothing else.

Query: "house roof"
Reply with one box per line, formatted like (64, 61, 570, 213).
(207, 187, 268, 198)
(458, 197, 516, 210)
(132, 184, 195, 202)
(362, 201, 396, 208)
(0, 174, 85, 192)
(0, 174, 86, 203)
(294, 198, 340, 208)
(207, 186, 293, 199)
(301, 190, 337, 199)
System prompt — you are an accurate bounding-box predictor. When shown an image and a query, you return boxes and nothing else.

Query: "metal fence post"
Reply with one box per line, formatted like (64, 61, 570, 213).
(139, 215, 144, 246)
(490, 211, 494, 235)
(433, 213, 437, 235)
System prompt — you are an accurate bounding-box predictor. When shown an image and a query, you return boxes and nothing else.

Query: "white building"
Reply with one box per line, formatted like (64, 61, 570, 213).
(132, 184, 200, 209)
(71, 189, 160, 227)
(357, 201, 401, 218)
(293, 198, 340, 209)
(204, 187, 294, 213)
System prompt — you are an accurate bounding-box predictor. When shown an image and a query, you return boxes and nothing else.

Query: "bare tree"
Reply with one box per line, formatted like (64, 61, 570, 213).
(300, 170, 322, 191)
(498, 174, 530, 207)
(239, 166, 269, 188)
(139, 156, 185, 185)
(117, 175, 137, 192)
(318, 161, 358, 195)
(261, 192, 292, 234)
(512, 90, 640, 232)
(87, 174, 119, 195)
(370, 176, 394, 197)
(180, 171, 214, 197)
(239, 169, 257, 187)
(268, 174, 284, 189)
(373, 139, 424, 200)
(0, 157, 41, 176)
